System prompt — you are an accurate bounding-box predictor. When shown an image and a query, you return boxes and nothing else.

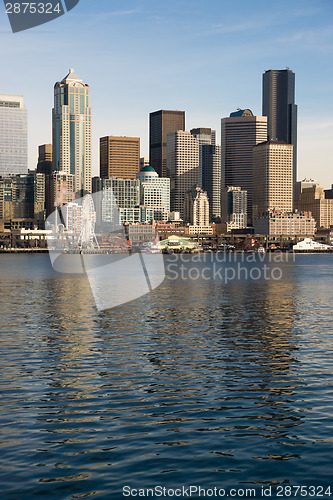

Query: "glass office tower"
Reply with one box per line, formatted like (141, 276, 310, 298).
(0, 94, 27, 177)
(262, 69, 297, 185)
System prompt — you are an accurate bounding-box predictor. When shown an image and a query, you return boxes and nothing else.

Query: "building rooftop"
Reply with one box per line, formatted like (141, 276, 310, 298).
(255, 140, 290, 146)
(61, 69, 83, 84)
(139, 165, 158, 174)
(230, 109, 253, 117)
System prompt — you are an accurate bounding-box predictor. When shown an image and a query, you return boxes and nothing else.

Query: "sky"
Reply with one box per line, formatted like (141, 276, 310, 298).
(0, 0, 332, 186)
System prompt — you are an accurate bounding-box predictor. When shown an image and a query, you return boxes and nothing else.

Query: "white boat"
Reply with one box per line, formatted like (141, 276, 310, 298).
(293, 238, 333, 253)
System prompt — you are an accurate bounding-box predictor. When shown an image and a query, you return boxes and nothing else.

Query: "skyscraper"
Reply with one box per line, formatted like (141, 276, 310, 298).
(0, 172, 45, 228)
(252, 140, 293, 220)
(221, 109, 267, 223)
(294, 178, 320, 204)
(45, 171, 75, 217)
(190, 128, 216, 146)
(262, 69, 297, 184)
(201, 144, 221, 220)
(100, 136, 140, 179)
(149, 110, 185, 177)
(221, 186, 247, 230)
(184, 186, 210, 226)
(190, 128, 221, 219)
(52, 69, 92, 196)
(0, 94, 27, 177)
(166, 130, 199, 218)
(37, 144, 53, 176)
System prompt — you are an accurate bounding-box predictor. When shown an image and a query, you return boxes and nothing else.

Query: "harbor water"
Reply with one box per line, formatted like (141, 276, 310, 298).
(0, 253, 333, 499)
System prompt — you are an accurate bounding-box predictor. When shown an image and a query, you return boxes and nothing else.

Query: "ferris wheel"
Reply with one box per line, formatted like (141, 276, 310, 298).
(78, 195, 99, 250)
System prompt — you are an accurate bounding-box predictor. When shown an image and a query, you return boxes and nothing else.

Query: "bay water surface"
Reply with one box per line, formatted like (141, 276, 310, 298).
(0, 253, 333, 499)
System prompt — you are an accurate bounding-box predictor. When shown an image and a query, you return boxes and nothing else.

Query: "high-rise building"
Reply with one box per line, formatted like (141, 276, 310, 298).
(184, 186, 210, 226)
(325, 185, 333, 199)
(100, 136, 140, 179)
(149, 110, 185, 178)
(221, 109, 267, 223)
(166, 130, 199, 219)
(221, 186, 247, 231)
(295, 185, 333, 229)
(37, 144, 53, 176)
(61, 202, 82, 234)
(190, 128, 216, 146)
(93, 177, 140, 209)
(137, 165, 170, 221)
(45, 171, 75, 217)
(253, 140, 293, 220)
(52, 69, 92, 196)
(140, 157, 149, 169)
(190, 128, 220, 219)
(201, 144, 221, 220)
(262, 69, 297, 184)
(92, 176, 141, 228)
(0, 94, 27, 177)
(294, 178, 320, 204)
(0, 172, 45, 228)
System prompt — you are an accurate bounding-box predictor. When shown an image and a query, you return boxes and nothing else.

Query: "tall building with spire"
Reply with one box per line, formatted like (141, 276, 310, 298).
(52, 69, 92, 196)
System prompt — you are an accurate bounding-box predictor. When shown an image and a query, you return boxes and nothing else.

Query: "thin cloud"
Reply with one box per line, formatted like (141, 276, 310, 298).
(184, 7, 321, 39)
(80, 8, 140, 27)
(275, 26, 333, 53)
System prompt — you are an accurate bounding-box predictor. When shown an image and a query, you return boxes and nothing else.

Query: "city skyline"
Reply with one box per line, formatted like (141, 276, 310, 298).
(0, 0, 332, 187)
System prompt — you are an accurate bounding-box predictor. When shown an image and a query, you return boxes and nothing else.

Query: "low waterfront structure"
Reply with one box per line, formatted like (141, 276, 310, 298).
(159, 235, 199, 251)
(293, 238, 333, 252)
(188, 225, 215, 236)
(128, 224, 157, 244)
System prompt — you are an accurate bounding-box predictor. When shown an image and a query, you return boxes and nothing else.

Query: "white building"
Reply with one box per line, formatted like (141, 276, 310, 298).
(62, 202, 82, 233)
(184, 186, 210, 226)
(253, 140, 293, 219)
(136, 165, 170, 221)
(166, 130, 199, 219)
(293, 238, 332, 252)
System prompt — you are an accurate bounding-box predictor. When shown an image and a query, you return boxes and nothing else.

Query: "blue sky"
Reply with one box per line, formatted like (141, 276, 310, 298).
(0, 0, 332, 186)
